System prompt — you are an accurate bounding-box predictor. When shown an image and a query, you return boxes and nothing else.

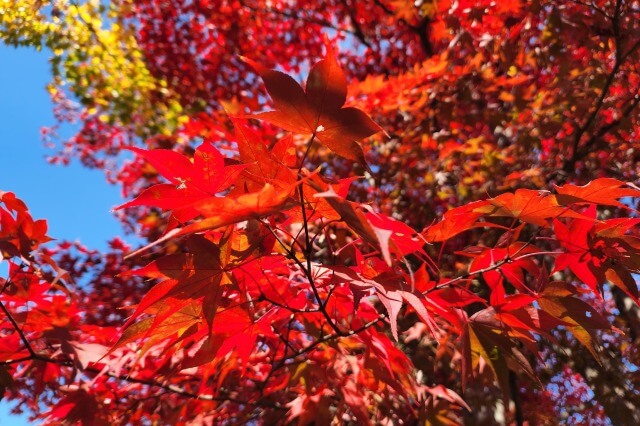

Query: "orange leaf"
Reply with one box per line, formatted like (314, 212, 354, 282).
(555, 178, 640, 208)
(124, 183, 296, 259)
(475, 189, 583, 227)
(424, 200, 498, 242)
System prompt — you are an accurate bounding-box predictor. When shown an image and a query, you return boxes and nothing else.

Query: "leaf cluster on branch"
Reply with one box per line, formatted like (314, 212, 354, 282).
(1, 0, 640, 424)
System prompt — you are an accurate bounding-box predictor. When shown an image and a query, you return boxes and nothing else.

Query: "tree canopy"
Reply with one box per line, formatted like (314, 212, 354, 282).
(1, 0, 640, 424)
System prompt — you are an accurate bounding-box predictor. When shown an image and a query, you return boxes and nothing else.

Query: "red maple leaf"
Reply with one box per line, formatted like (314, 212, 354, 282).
(116, 142, 247, 221)
(242, 43, 383, 163)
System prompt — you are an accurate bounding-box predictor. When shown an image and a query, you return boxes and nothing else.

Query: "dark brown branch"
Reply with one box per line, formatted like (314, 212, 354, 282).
(259, 146, 346, 337)
(426, 255, 512, 294)
(372, 0, 394, 15)
(427, 230, 546, 294)
(0, 349, 286, 410)
(509, 371, 524, 426)
(580, 93, 640, 154)
(564, 66, 620, 173)
(0, 355, 33, 366)
(98, 368, 285, 410)
(278, 318, 298, 357)
(260, 292, 320, 314)
(342, 0, 371, 48)
(414, 16, 433, 56)
(562, 0, 640, 173)
(620, 38, 640, 63)
(567, 0, 611, 19)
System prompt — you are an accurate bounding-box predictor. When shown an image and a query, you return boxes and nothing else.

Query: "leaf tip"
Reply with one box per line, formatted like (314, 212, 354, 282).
(239, 55, 263, 73)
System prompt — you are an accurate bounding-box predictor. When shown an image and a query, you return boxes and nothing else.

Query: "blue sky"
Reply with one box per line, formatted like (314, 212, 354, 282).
(0, 47, 127, 249)
(0, 45, 129, 424)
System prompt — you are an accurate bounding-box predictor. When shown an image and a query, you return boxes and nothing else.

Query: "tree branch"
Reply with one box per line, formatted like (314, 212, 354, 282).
(0, 299, 37, 358)
(341, 0, 371, 48)
(562, 0, 640, 174)
(0, 290, 284, 410)
(413, 16, 433, 56)
(0, 348, 286, 410)
(272, 313, 387, 371)
(296, 135, 346, 336)
(372, 0, 433, 55)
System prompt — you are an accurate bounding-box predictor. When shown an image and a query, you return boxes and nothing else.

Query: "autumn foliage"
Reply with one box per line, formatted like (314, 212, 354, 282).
(1, 0, 640, 424)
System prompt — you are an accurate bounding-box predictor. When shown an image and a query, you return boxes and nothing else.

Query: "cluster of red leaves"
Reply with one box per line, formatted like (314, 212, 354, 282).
(6, 49, 639, 424)
(3, 0, 640, 424)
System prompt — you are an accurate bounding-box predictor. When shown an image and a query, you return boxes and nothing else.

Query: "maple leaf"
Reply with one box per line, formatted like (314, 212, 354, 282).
(124, 182, 297, 258)
(1, 191, 52, 259)
(421, 385, 471, 424)
(179, 183, 296, 234)
(474, 189, 584, 227)
(242, 44, 383, 163)
(116, 142, 247, 220)
(554, 209, 640, 302)
(46, 389, 107, 426)
(538, 282, 611, 361)
(117, 236, 231, 350)
(463, 308, 538, 396)
(555, 178, 640, 208)
(340, 380, 371, 425)
(365, 211, 427, 262)
(183, 307, 283, 372)
(553, 214, 603, 291)
(359, 327, 417, 397)
(424, 200, 500, 242)
(291, 172, 360, 224)
(231, 117, 297, 191)
(489, 295, 563, 344)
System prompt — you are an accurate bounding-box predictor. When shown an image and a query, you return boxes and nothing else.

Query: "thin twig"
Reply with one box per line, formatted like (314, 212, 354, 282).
(562, 0, 640, 173)
(0, 299, 37, 358)
(297, 135, 345, 336)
